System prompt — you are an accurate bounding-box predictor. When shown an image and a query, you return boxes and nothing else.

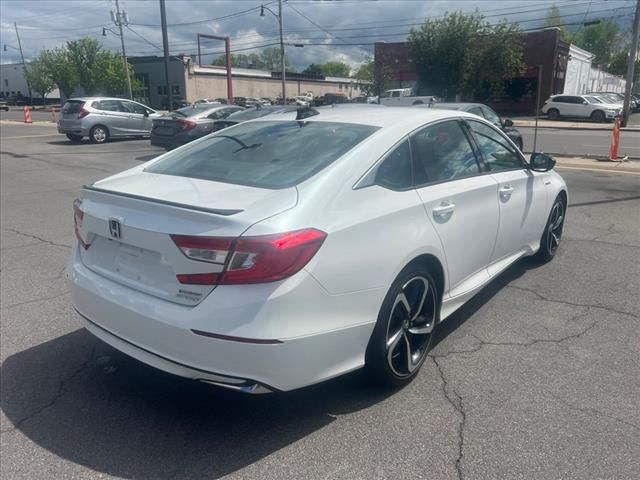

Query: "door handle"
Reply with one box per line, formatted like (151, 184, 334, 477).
(499, 185, 514, 200)
(432, 202, 456, 222)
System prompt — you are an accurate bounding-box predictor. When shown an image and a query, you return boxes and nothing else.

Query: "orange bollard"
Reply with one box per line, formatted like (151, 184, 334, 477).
(610, 115, 620, 161)
(51, 108, 57, 123)
(23, 105, 33, 124)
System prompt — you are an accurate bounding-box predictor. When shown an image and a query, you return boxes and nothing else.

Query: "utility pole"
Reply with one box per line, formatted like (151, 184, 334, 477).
(159, 0, 173, 111)
(622, 0, 640, 127)
(278, 0, 286, 105)
(14, 22, 32, 102)
(112, 0, 133, 99)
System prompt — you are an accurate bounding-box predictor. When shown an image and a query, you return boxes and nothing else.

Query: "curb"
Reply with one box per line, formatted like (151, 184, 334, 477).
(514, 123, 640, 132)
(525, 151, 640, 161)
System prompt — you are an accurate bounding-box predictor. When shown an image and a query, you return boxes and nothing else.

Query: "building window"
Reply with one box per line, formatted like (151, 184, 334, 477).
(171, 85, 180, 95)
(338, 83, 343, 90)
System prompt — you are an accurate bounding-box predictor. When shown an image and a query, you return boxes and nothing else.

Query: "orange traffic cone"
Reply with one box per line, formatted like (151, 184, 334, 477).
(51, 108, 57, 123)
(610, 116, 621, 161)
(23, 105, 32, 124)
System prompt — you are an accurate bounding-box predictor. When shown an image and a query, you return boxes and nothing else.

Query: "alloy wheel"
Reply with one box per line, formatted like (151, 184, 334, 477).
(547, 200, 564, 255)
(385, 276, 436, 377)
(92, 127, 107, 143)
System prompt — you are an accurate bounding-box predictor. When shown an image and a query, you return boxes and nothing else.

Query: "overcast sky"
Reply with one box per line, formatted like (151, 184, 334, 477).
(0, 0, 635, 71)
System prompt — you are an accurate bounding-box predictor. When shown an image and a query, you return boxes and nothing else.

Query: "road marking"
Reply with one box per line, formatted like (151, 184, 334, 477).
(1, 133, 61, 139)
(556, 165, 640, 175)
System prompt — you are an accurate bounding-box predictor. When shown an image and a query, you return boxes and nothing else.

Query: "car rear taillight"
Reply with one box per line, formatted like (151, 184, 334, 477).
(177, 118, 197, 131)
(172, 229, 327, 285)
(171, 235, 232, 263)
(77, 104, 89, 118)
(73, 198, 90, 249)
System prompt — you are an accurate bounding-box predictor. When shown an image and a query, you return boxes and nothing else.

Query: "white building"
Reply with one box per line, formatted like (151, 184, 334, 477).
(0, 62, 61, 101)
(563, 45, 594, 95)
(562, 44, 626, 95)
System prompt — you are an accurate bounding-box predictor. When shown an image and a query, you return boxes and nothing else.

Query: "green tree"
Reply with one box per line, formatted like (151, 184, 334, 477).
(260, 47, 292, 71)
(24, 59, 55, 105)
(317, 61, 351, 77)
(543, 4, 572, 42)
(609, 49, 640, 84)
(66, 38, 104, 95)
(302, 63, 323, 76)
(408, 11, 524, 100)
(573, 20, 621, 68)
(353, 57, 376, 95)
(39, 48, 78, 98)
(96, 50, 140, 96)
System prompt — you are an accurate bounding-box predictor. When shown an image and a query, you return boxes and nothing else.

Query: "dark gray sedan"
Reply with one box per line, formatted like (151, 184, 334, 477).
(150, 104, 244, 150)
(211, 105, 299, 131)
(416, 102, 524, 151)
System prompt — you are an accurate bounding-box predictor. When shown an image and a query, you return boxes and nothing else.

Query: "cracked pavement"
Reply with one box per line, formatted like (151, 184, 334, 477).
(1, 122, 639, 479)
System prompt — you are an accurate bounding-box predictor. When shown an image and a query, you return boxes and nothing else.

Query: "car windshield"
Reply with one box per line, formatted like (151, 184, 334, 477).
(145, 121, 379, 189)
(169, 105, 215, 117)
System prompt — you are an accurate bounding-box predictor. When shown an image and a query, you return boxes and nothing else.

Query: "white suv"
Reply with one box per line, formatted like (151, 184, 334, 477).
(541, 94, 620, 122)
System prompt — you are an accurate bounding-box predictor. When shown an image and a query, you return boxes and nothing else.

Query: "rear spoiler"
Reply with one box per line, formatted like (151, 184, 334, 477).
(82, 185, 243, 216)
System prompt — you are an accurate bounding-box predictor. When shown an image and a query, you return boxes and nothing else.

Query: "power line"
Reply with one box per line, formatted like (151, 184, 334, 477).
(128, 0, 278, 27)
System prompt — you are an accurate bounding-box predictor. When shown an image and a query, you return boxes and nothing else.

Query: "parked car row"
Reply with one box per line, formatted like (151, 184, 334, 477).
(57, 96, 526, 153)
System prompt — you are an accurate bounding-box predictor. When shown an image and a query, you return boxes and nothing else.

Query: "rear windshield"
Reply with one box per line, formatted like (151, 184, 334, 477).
(224, 108, 286, 122)
(62, 100, 84, 114)
(146, 121, 379, 189)
(170, 105, 214, 117)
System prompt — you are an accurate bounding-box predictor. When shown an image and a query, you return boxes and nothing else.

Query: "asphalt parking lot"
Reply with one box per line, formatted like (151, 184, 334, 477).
(1, 122, 639, 480)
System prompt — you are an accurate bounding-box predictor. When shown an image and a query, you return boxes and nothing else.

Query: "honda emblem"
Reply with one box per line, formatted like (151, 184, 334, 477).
(109, 218, 121, 239)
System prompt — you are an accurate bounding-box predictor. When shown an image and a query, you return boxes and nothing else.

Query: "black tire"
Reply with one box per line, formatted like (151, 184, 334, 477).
(365, 263, 440, 389)
(547, 108, 560, 120)
(533, 195, 566, 263)
(590, 110, 605, 122)
(66, 133, 83, 143)
(90, 125, 109, 144)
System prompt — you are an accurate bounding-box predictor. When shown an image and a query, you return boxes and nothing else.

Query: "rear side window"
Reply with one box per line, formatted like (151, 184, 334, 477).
(62, 100, 84, 114)
(552, 96, 568, 103)
(411, 120, 480, 184)
(146, 121, 379, 189)
(95, 100, 124, 112)
(375, 139, 412, 190)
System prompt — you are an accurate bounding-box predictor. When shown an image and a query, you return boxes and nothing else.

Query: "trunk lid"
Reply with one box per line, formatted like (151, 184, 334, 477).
(76, 170, 297, 305)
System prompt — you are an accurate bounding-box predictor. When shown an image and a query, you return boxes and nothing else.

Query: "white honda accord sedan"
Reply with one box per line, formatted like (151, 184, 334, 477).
(67, 105, 567, 393)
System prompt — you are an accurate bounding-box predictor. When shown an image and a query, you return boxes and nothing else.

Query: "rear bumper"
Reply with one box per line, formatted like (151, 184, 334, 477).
(58, 124, 89, 136)
(67, 245, 382, 392)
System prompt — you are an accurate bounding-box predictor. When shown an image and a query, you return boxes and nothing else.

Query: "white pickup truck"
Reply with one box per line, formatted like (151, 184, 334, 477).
(379, 88, 435, 106)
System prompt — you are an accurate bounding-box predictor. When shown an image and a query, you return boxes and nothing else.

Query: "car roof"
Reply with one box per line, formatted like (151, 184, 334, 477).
(429, 102, 485, 111)
(262, 105, 482, 128)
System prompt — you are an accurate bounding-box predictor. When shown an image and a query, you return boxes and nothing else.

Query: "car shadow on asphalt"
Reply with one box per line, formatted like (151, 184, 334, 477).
(431, 257, 543, 349)
(1, 258, 542, 479)
(1, 329, 392, 478)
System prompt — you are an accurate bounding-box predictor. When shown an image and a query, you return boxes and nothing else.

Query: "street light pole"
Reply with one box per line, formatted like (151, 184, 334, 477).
(159, 0, 173, 111)
(278, 0, 286, 105)
(622, 0, 640, 127)
(13, 22, 32, 102)
(112, 0, 133, 99)
(262, 2, 287, 104)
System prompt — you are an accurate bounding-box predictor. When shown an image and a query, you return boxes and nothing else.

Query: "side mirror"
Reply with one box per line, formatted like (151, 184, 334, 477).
(529, 152, 556, 172)
(144, 110, 150, 117)
(502, 118, 514, 127)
